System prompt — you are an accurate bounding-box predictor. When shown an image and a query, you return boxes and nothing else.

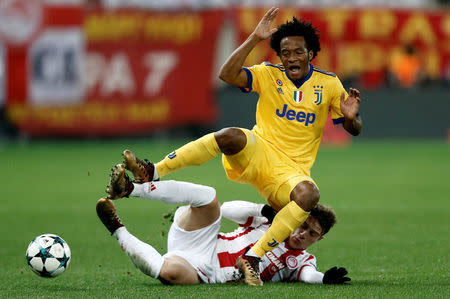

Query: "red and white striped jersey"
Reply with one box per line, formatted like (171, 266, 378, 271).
(214, 216, 317, 283)
(259, 242, 317, 283)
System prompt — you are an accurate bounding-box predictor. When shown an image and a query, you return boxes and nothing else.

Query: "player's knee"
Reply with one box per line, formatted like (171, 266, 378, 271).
(159, 256, 200, 285)
(158, 260, 182, 284)
(187, 196, 221, 229)
(214, 128, 247, 155)
(290, 181, 320, 211)
(204, 196, 220, 210)
(190, 186, 217, 208)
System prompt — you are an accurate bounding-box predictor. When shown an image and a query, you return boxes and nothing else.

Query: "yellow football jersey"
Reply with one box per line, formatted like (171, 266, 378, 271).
(242, 62, 347, 171)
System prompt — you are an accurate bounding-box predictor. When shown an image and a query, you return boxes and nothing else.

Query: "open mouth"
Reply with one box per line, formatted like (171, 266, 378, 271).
(289, 66, 301, 75)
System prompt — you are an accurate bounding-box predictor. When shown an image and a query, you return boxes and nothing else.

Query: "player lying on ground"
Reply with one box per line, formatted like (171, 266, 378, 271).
(116, 7, 362, 285)
(96, 164, 350, 285)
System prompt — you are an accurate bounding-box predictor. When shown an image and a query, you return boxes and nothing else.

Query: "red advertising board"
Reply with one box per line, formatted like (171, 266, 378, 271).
(81, 10, 224, 135)
(6, 7, 224, 136)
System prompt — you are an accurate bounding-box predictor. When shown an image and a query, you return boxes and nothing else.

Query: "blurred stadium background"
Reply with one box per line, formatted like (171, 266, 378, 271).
(0, 0, 449, 140)
(1, 0, 449, 297)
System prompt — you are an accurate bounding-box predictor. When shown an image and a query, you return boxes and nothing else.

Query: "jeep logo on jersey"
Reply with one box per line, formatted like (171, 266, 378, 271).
(276, 104, 316, 126)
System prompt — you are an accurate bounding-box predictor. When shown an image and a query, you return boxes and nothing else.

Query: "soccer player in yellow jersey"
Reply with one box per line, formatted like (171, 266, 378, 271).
(121, 7, 362, 286)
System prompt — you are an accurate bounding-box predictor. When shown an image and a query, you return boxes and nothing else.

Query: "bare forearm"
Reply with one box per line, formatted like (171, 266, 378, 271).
(343, 115, 362, 136)
(218, 34, 262, 87)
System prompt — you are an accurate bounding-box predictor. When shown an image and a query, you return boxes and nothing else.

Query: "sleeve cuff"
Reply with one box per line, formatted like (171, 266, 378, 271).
(298, 265, 324, 283)
(239, 67, 253, 93)
(332, 117, 345, 124)
(333, 113, 360, 125)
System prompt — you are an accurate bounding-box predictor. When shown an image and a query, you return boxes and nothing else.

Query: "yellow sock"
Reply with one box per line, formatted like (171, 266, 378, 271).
(251, 201, 309, 257)
(155, 133, 221, 178)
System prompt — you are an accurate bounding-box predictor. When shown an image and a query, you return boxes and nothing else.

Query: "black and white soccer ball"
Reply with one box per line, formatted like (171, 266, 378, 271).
(25, 234, 71, 277)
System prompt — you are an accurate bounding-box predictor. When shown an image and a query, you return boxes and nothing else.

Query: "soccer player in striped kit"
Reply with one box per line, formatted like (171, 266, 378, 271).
(96, 164, 350, 285)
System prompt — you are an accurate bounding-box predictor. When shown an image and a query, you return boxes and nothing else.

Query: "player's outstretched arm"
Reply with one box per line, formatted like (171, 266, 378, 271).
(340, 88, 362, 136)
(299, 266, 351, 284)
(221, 200, 276, 224)
(218, 7, 279, 88)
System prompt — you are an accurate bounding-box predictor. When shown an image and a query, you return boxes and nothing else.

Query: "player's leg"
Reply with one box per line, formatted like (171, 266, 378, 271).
(164, 203, 223, 284)
(134, 180, 220, 230)
(158, 254, 201, 285)
(107, 163, 216, 206)
(227, 137, 318, 285)
(134, 179, 220, 230)
(248, 180, 319, 258)
(155, 127, 247, 178)
(235, 180, 318, 286)
(175, 197, 220, 231)
(96, 198, 165, 279)
(131, 180, 216, 209)
(107, 163, 220, 230)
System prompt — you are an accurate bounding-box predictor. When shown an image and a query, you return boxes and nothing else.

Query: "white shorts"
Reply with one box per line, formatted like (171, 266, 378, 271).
(165, 206, 222, 283)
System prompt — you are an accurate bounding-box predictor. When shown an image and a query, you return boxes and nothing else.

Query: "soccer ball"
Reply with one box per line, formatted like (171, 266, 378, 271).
(25, 234, 71, 277)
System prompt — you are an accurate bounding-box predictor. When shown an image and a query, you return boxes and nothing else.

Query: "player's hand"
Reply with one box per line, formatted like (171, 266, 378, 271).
(340, 88, 361, 121)
(252, 7, 279, 41)
(261, 204, 277, 223)
(323, 266, 351, 284)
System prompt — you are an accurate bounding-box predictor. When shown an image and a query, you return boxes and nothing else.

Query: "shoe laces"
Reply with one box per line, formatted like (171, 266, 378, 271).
(130, 158, 151, 180)
(105, 207, 122, 224)
(243, 257, 260, 278)
(140, 159, 151, 175)
(112, 173, 130, 196)
(116, 173, 128, 188)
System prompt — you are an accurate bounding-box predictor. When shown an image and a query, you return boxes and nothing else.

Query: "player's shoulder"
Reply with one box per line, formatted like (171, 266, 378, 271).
(251, 61, 285, 73)
(311, 65, 336, 77)
(311, 65, 342, 88)
(301, 250, 316, 263)
(263, 61, 285, 71)
(281, 243, 306, 257)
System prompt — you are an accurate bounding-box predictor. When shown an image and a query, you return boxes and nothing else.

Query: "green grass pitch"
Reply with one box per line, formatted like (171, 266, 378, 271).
(1, 139, 449, 298)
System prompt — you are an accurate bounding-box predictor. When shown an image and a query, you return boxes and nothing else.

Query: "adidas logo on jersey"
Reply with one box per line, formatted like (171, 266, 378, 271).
(148, 182, 156, 192)
(275, 104, 316, 126)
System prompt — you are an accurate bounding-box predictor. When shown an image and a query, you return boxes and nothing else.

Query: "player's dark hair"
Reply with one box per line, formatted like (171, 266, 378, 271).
(270, 17, 321, 60)
(310, 204, 337, 235)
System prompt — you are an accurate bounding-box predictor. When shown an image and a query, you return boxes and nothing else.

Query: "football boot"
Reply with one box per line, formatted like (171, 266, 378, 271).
(122, 150, 157, 183)
(235, 250, 263, 286)
(96, 197, 124, 235)
(106, 164, 133, 199)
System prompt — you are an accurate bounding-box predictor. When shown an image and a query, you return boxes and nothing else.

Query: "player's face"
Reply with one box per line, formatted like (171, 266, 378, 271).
(279, 36, 312, 81)
(287, 216, 323, 250)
